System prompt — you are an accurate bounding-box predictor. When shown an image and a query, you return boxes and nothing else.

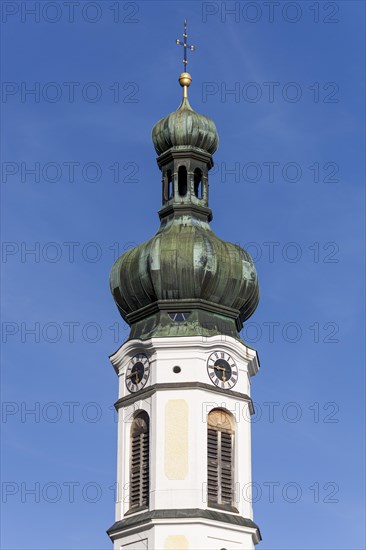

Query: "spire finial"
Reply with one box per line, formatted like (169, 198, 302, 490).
(176, 19, 195, 99)
(176, 19, 195, 72)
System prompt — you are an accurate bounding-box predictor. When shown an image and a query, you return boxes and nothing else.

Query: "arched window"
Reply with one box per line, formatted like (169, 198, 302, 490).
(168, 170, 173, 199)
(163, 169, 173, 202)
(194, 168, 203, 199)
(130, 411, 149, 510)
(167, 169, 173, 200)
(178, 165, 187, 196)
(207, 409, 234, 507)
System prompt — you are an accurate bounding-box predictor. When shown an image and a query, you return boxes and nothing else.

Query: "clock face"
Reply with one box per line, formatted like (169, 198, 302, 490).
(207, 351, 238, 390)
(125, 353, 150, 393)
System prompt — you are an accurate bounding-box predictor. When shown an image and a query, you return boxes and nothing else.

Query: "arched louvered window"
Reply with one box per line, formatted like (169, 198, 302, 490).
(207, 409, 234, 508)
(130, 411, 149, 510)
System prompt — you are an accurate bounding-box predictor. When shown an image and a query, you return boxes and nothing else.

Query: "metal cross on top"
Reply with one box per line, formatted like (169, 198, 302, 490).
(176, 19, 195, 72)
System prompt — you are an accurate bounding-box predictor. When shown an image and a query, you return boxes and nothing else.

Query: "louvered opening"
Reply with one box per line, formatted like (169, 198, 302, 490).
(207, 428, 219, 501)
(207, 410, 234, 507)
(129, 412, 149, 510)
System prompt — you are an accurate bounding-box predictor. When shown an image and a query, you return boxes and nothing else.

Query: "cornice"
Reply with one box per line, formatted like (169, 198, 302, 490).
(156, 146, 214, 169)
(114, 382, 254, 414)
(107, 508, 261, 544)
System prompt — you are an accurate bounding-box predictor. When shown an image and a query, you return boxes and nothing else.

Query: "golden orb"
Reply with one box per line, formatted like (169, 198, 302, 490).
(179, 72, 192, 87)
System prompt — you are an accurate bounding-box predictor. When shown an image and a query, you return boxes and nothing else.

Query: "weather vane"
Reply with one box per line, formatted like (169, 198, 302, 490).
(176, 19, 195, 72)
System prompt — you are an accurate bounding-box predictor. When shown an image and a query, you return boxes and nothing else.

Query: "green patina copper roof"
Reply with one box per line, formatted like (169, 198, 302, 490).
(110, 213, 258, 322)
(152, 96, 219, 156)
(110, 72, 259, 340)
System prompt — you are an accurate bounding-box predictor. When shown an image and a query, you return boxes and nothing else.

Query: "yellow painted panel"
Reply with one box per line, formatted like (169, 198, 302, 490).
(164, 400, 188, 480)
(164, 535, 189, 550)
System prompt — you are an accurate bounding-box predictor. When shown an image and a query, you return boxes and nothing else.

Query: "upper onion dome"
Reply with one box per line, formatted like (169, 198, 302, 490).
(152, 72, 219, 156)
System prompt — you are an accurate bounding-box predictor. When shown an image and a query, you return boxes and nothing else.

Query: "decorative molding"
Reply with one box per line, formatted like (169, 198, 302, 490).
(124, 504, 148, 517)
(114, 382, 254, 414)
(158, 203, 213, 222)
(107, 508, 261, 543)
(156, 146, 213, 169)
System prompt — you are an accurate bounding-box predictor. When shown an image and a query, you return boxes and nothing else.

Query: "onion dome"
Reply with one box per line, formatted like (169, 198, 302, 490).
(152, 74, 219, 156)
(110, 70, 259, 341)
(110, 216, 259, 322)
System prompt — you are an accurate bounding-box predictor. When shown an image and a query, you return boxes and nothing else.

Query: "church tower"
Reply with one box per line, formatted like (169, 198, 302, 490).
(107, 22, 261, 550)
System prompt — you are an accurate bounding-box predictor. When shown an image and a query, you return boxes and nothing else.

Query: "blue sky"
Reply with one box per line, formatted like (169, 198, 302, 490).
(1, 1, 365, 548)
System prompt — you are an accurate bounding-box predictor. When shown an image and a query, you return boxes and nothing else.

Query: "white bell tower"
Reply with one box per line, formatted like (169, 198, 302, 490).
(107, 21, 261, 550)
(107, 336, 261, 549)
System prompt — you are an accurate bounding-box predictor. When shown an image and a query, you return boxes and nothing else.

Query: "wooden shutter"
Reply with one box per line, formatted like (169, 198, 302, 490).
(207, 428, 219, 501)
(220, 430, 233, 503)
(207, 409, 234, 506)
(130, 412, 149, 509)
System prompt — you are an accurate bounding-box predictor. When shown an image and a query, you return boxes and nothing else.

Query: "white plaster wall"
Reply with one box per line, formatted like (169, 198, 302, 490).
(112, 335, 259, 401)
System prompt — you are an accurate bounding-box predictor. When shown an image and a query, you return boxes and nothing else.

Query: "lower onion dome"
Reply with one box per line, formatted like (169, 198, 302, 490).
(110, 215, 259, 329)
